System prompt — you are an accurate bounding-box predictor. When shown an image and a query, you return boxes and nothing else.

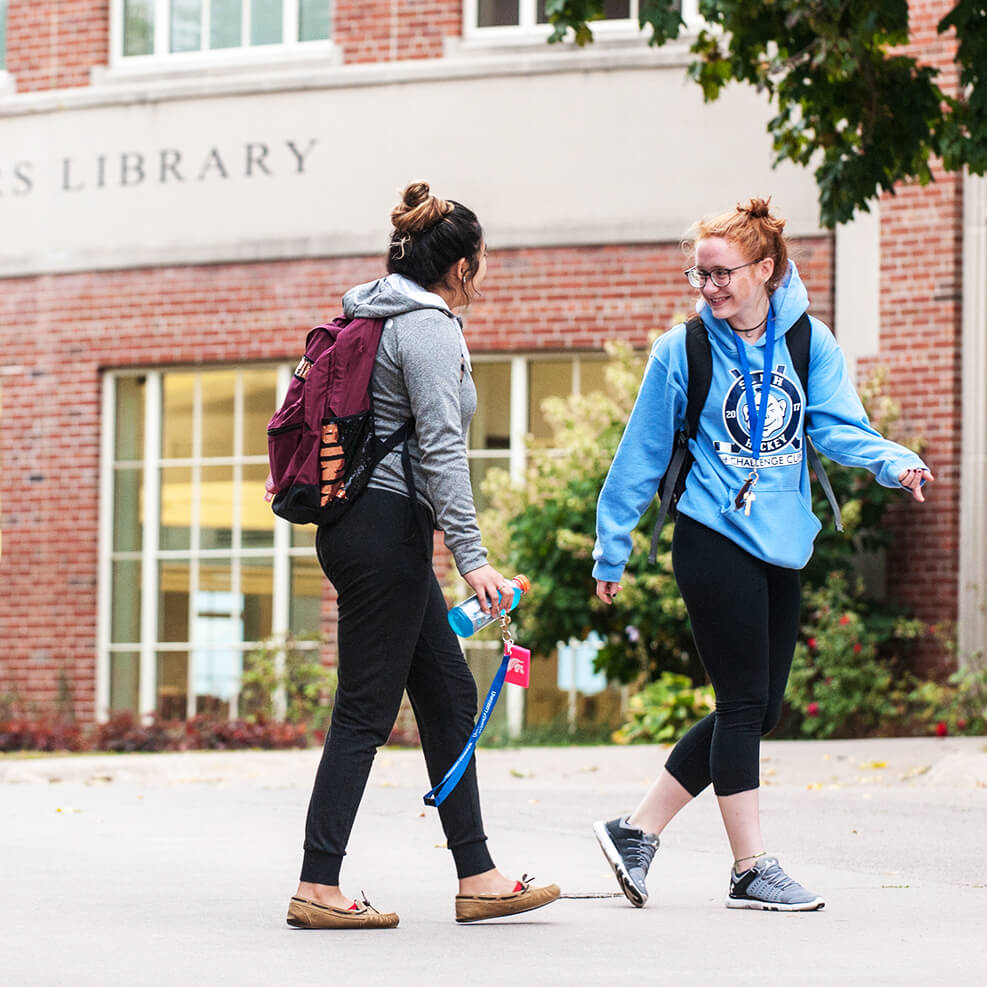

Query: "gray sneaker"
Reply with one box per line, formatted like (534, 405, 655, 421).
(593, 816, 660, 908)
(726, 856, 825, 911)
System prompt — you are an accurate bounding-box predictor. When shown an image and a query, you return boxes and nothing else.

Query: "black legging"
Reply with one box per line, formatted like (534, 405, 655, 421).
(300, 488, 494, 885)
(664, 513, 801, 797)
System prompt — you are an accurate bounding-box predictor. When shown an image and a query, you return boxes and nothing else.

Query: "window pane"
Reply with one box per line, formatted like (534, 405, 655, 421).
(529, 360, 573, 442)
(243, 558, 273, 642)
(111, 560, 142, 643)
(0, 1, 7, 70)
(468, 455, 509, 513)
(242, 463, 275, 548)
(200, 466, 233, 549)
(193, 576, 242, 715)
(289, 556, 322, 634)
(109, 652, 140, 712)
(115, 376, 145, 461)
(251, 0, 283, 45)
(159, 559, 191, 642)
(291, 524, 316, 549)
(201, 370, 236, 458)
(113, 469, 143, 552)
(162, 373, 195, 460)
(210, 0, 243, 49)
(157, 651, 188, 718)
(579, 358, 609, 396)
(242, 368, 278, 457)
(478, 0, 519, 27)
(298, 0, 329, 41)
(171, 0, 202, 51)
(124, 0, 155, 55)
(160, 466, 193, 550)
(537, 0, 630, 21)
(470, 362, 511, 450)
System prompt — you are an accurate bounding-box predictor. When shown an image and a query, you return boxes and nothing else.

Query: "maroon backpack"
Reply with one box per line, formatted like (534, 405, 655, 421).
(266, 316, 413, 525)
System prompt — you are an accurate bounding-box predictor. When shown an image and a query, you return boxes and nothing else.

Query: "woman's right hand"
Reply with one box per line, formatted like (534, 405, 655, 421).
(463, 564, 510, 615)
(596, 580, 621, 605)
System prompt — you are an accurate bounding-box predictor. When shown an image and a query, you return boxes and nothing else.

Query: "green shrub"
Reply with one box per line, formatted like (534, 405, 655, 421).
(239, 633, 335, 738)
(612, 672, 715, 745)
(786, 572, 924, 738)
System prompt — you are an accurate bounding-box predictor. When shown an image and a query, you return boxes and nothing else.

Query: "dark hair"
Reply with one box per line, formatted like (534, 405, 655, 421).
(690, 197, 789, 294)
(386, 181, 484, 297)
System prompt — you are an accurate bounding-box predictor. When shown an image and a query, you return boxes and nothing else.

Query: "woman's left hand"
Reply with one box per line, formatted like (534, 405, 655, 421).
(899, 467, 934, 503)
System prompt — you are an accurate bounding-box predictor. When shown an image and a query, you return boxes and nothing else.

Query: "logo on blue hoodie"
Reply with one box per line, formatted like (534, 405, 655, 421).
(715, 364, 804, 469)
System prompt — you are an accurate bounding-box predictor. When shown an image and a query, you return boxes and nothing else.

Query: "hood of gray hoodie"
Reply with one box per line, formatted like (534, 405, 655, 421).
(342, 273, 453, 321)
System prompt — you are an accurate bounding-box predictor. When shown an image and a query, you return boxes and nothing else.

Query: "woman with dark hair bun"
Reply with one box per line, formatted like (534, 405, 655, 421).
(285, 182, 559, 929)
(591, 197, 933, 913)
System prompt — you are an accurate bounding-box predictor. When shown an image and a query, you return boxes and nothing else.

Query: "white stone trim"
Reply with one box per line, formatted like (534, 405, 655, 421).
(834, 203, 881, 379)
(958, 171, 987, 664)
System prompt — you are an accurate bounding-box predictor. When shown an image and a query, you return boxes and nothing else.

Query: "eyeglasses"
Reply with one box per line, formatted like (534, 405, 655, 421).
(684, 261, 759, 290)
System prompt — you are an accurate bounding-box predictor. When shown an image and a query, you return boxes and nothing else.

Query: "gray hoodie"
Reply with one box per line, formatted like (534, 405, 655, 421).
(342, 273, 488, 575)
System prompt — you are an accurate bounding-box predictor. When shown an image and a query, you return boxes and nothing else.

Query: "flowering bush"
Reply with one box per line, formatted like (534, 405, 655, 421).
(786, 572, 924, 738)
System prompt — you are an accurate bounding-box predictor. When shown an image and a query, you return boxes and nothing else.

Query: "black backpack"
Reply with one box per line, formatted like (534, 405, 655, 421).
(648, 312, 843, 564)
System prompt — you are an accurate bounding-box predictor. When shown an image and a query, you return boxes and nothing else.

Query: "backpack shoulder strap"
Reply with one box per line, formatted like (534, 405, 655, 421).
(647, 318, 711, 564)
(683, 315, 712, 438)
(787, 312, 843, 532)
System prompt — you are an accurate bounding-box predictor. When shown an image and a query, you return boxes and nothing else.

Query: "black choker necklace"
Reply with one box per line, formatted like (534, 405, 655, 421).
(732, 311, 769, 335)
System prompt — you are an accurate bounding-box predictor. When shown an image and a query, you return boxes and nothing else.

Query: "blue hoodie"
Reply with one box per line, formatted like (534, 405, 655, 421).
(593, 261, 927, 577)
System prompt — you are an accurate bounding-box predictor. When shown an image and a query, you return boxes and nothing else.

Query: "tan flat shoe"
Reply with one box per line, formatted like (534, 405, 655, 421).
(286, 894, 399, 929)
(455, 875, 561, 924)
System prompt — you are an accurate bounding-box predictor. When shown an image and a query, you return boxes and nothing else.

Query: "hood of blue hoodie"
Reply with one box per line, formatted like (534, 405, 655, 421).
(342, 273, 453, 320)
(696, 259, 809, 343)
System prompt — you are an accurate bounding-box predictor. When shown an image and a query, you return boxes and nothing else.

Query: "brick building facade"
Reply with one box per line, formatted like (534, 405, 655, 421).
(0, 1, 982, 725)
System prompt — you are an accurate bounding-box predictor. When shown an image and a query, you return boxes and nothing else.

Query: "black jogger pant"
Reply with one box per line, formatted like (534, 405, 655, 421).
(664, 514, 802, 797)
(300, 488, 494, 885)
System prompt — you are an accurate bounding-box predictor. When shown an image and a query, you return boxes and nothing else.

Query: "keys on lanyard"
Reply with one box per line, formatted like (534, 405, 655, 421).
(733, 311, 776, 518)
(734, 469, 759, 516)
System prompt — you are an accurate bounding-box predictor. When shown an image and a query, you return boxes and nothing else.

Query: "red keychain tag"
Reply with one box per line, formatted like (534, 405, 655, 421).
(504, 644, 531, 688)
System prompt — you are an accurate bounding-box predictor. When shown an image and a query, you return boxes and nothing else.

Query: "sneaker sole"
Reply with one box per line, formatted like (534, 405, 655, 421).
(592, 820, 646, 908)
(725, 896, 825, 912)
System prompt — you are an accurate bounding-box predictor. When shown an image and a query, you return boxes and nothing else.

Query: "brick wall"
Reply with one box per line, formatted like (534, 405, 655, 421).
(869, 0, 962, 675)
(323, 0, 461, 64)
(3, 1, 461, 93)
(5, 0, 108, 92)
(0, 237, 832, 721)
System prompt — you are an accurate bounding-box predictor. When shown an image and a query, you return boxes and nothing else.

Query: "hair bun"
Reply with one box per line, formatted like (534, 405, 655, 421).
(741, 197, 773, 220)
(391, 181, 454, 235)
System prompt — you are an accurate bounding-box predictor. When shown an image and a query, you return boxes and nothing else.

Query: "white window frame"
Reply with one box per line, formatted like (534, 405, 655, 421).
(97, 364, 317, 722)
(462, 0, 701, 46)
(109, 0, 335, 73)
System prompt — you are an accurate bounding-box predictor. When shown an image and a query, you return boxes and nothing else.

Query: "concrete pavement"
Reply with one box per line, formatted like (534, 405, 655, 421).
(2, 737, 985, 986)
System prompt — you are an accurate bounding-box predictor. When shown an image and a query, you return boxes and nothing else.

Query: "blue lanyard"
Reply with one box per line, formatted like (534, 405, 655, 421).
(424, 644, 510, 808)
(734, 310, 776, 463)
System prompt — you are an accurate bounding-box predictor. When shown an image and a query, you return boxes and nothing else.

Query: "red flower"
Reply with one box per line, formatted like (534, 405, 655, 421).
(807, 637, 817, 650)
(839, 614, 851, 626)
(824, 677, 832, 686)
(935, 721, 948, 737)
(957, 719, 968, 730)
(853, 643, 862, 654)
(806, 702, 820, 717)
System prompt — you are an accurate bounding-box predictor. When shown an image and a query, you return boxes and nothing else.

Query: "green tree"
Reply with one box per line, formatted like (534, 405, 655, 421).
(543, 1, 985, 227)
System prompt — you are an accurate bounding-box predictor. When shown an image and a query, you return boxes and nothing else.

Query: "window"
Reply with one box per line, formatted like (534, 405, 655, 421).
(468, 354, 609, 511)
(0, 0, 7, 71)
(101, 354, 610, 720)
(467, 0, 698, 40)
(101, 365, 322, 720)
(477, 0, 632, 28)
(116, 0, 330, 61)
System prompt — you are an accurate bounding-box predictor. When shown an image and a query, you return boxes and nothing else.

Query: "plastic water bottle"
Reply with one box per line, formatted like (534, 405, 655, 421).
(448, 574, 530, 638)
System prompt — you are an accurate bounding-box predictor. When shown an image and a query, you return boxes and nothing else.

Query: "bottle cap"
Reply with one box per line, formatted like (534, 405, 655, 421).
(513, 574, 531, 594)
